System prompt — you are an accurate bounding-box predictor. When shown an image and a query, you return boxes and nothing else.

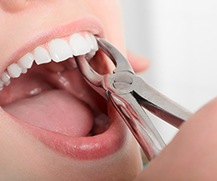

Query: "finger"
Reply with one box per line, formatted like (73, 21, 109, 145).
(135, 98, 217, 180)
(127, 50, 149, 73)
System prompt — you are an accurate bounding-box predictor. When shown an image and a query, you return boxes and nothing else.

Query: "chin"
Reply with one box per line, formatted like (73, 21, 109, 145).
(0, 16, 143, 180)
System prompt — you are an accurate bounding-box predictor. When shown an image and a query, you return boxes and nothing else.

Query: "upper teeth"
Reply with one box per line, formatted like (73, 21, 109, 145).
(0, 32, 98, 91)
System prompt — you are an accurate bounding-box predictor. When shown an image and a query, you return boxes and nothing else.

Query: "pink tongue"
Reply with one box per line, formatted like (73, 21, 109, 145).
(3, 90, 94, 137)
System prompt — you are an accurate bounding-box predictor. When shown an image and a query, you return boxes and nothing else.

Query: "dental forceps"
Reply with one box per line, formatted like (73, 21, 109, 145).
(75, 38, 192, 161)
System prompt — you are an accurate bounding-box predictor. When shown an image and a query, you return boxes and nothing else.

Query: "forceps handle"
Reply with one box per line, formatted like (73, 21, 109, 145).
(107, 71, 192, 160)
(132, 76, 192, 128)
(110, 93, 165, 160)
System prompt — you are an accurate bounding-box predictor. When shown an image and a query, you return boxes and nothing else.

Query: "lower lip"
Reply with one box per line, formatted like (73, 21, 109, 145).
(6, 106, 128, 160)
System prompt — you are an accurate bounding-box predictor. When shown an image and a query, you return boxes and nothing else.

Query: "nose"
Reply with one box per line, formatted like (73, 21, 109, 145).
(0, 0, 28, 12)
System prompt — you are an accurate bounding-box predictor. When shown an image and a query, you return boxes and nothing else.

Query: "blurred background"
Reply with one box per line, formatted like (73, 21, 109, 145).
(120, 0, 217, 143)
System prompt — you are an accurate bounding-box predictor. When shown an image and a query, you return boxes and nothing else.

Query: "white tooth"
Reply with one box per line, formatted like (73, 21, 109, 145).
(85, 33, 94, 50)
(4, 79, 10, 86)
(84, 33, 98, 60)
(7, 63, 22, 78)
(22, 68, 27, 74)
(85, 33, 98, 51)
(18, 64, 27, 74)
(0, 80, 3, 90)
(69, 33, 91, 56)
(85, 51, 96, 61)
(1, 71, 10, 83)
(49, 38, 72, 62)
(18, 53, 34, 69)
(34, 46, 51, 65)
(91, 35, 98, 51)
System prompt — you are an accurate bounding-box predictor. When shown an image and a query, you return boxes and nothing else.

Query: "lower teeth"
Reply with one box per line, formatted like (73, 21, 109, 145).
(89, 113, 109, 136)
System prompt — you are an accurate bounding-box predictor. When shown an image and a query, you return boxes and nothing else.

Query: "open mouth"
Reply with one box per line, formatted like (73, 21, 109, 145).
(0, 29, 127, 160)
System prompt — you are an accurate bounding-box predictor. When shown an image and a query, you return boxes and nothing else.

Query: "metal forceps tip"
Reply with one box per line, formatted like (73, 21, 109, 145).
(75, 38, 192, 161)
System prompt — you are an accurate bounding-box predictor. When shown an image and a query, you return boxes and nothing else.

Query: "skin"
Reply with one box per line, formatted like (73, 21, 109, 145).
(127, 15, 217, 181)
(135, 98, 217, 180)
(0, 0, 147, 180)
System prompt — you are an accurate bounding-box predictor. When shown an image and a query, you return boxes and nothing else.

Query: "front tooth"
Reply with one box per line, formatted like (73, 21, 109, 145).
(49, 39, 72, 62)
(4, 80, 10, 86)
(84, 33, 98, 60)
(18, 53, 34, 69)
(7, 63, 22, 78)
(0, 80, 3, 90)
(1, 71, 10, 83)
(69, 33, 91, 56)
(85, 51, 96, 61)
(85, 33, 98, 51)
(34, 46, 51, 65)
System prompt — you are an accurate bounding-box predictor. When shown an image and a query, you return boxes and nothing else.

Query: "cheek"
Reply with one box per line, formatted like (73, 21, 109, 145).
(0, 108, 53, 178)
(90, 0, 126, 53)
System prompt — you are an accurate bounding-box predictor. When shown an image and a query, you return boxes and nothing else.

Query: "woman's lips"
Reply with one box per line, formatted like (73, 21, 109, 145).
(0, 16, 128, 160)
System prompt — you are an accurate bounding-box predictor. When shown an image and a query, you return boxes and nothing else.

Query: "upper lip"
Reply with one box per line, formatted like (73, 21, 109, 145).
(0, 16, 104, 74)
